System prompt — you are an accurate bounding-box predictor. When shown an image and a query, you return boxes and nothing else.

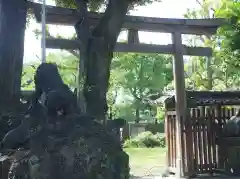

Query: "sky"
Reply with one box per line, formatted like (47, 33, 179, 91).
(23, 0, 200, 63)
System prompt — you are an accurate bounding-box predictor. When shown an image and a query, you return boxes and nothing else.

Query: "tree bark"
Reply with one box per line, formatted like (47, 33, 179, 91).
(75, 0, 129, 121)
(206, 57, 213, 90)
(0, 0, 27, 112)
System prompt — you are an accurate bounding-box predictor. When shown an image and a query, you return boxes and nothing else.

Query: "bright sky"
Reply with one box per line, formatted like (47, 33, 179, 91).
(24, 0, 200, 63)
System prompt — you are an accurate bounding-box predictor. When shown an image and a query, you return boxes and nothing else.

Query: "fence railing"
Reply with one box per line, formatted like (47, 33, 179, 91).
(165, 107, 237, 176)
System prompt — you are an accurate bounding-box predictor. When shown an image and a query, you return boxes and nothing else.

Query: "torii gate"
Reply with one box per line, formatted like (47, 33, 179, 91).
(26, 2, 225, 177)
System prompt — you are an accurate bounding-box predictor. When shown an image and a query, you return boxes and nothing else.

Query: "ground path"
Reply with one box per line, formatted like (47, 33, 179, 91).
(131, 175, 240, 179)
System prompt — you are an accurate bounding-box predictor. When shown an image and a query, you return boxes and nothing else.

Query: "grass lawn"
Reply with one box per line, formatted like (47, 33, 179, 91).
(124, 147, 167, 176)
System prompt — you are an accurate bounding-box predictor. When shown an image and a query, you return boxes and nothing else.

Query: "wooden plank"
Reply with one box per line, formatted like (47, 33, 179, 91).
(166, 111, 176, 115)
(216, 106, 224, 168)
(173, 115, 177, 167)
(46, 38, 212, 56)
(27, 2, 226, 35)
(185, 109, 194, 176)
(128, 29, 139, 44)
(192, 109, 199, 172)
(210, 108, 217, 169)
(171, 116, 175, 167)
(206, 108, 214, 171)
(165, 113, 170, 167)
(171, 32, 186, 177)
(201, 107, 208, 172)
(196, 109, 203, 173)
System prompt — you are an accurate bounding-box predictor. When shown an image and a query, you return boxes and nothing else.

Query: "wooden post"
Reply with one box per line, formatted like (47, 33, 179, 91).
(164, 111, 170, 168)
(0, 0, 27, 112)
(77, 50, 86, 113)
(128, 29, 139, 44)
(216, 105, 224, 168)
(172, 32, 187, 178)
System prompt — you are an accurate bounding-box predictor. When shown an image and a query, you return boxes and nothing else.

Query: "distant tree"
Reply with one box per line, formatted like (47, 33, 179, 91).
(112, 53, 173, 122)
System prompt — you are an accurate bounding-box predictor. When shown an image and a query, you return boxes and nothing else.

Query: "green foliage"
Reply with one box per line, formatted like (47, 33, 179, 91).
(47, 53, 78, 90)
(214, 0, 240, 89)
(109, 53, 173, 122)
(156, 107, 165, 121)
(21, 52, 172, 122)
(123, 131, 165, 148)
(216, 0, 240, 51)
(181, 0, 240, 90)
(107, 61, 125, 115)
(21, 63, 40, 90)
(183, 1, 217, 90)
(114, 103, 136, 122)
(113, 53, 173, 96)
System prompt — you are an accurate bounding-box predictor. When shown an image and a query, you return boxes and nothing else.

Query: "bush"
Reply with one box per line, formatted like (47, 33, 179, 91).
(154, 132, 166, 147)
(123, 131, 165, 148)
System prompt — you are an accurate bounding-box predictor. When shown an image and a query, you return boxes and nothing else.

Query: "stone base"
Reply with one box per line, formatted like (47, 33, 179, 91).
(3, 114, 129, 179)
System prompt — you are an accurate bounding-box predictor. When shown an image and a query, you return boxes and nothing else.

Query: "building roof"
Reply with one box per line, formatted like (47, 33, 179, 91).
(149, 91, 240, 109)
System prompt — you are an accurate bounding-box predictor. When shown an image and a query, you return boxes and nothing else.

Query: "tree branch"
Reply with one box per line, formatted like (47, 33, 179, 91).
(195, 0, 215, 18)
(196, 0, 203, 7)
(75, 0, 88, 19)
(92, 0, 129, 47)
(136, 58, 144, 99)
(74, 0, 91, 48)
(111, 91, 118, 105)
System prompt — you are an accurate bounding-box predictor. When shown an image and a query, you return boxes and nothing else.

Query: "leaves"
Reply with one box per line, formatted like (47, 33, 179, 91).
(181, 0, 240, 90)
(108, 53, 173, 121)
(216, 0, 240, 51)
(112, 53, 172, 98)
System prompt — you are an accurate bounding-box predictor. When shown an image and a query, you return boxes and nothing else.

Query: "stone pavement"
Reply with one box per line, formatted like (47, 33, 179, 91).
(130, 175, 240, 179)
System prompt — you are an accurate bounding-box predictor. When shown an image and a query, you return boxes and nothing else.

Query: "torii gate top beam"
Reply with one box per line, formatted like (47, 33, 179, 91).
(27, 2, 226, 35)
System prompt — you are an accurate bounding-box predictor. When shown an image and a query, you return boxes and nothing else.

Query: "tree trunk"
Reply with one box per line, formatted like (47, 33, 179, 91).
(0, 0, 27, 112)
(83, 43, 112, 121)
(75, 0, 129, 121)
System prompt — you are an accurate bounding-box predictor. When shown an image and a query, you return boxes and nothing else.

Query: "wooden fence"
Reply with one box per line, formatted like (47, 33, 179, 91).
(165, 106, 237, 176)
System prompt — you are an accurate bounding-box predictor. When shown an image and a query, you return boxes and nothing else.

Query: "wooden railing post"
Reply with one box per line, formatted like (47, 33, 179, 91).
(216, 105, 224, 169)
(165, 111, 170, 168)
(127, 29, 139, 44)
(171, 31, 188, 178)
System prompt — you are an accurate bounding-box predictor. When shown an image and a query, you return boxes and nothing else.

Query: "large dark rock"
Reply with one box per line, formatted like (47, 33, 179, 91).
(5, 114, 129, 179)
(220, 114, 240, 176)
(0, 114, 24, 142)
(223, 116, 240, 137)
(0, 102, 30, 141)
